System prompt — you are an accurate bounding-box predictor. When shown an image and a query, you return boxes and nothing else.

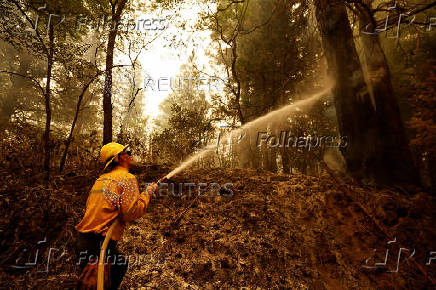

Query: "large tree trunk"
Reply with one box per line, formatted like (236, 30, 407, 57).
(357, 2, 419, 185)
(314, 0, 419, 185)
(313, 0, 383, 184)
(43, 25, 54, 180)
(102, 0, 128, 145)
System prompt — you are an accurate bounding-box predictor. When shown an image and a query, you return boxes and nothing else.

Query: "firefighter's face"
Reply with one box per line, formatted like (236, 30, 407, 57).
(119, 150, 135, 167)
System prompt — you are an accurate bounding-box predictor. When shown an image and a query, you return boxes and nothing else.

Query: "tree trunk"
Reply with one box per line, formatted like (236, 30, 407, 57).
(314, 0, 420, 185)
(267, 148, 278, 172)
(102, 0, 128, 145)
(103, 29, 115, 145)
(314, 0, 386, 184)
(358, 3, 420, 185)
(429, 153, 436, 192)
(60, 74, 101, 173)
(281, 148, 291, 173)
(43, 24, 54, 180)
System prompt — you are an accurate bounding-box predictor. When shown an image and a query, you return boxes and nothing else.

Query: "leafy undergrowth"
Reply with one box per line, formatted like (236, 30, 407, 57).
(0, 166, 435, 289)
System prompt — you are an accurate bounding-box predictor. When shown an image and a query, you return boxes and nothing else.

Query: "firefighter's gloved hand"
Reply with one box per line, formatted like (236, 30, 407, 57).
(144, 182, 158, 197)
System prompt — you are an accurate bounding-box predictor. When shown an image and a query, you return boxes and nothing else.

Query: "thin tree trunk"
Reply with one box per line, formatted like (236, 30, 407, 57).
(281, 148, 290, 174)
(103, 29, 116, 145)
(103, 0, 128, 145)
(267, 147, 278, 172)
(59, 73, 102, 173)
(231, 40, 245, 124)
(43, 24, 54, 180)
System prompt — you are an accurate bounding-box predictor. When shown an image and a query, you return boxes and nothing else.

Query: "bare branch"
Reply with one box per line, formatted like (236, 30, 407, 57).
(9, 0, 49, 56)
(0, 70, 45, 96)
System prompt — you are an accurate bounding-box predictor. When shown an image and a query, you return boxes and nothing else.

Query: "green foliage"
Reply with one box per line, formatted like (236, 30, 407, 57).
(200, 0, 328, 172)
(152, 92, 215, 164)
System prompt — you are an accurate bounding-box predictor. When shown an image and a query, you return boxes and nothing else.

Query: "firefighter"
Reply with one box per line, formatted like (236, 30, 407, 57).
(75, 142, 157, 289)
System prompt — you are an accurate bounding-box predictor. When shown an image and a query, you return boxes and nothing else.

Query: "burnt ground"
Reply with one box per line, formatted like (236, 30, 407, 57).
(0, 165, 435, 289)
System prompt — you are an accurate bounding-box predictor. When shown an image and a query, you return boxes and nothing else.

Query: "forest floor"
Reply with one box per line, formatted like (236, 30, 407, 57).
(0, 165, 435, 289)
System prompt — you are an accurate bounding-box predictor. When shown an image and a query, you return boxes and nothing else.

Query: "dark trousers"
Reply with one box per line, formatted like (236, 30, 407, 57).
(75, 232, 128, 290)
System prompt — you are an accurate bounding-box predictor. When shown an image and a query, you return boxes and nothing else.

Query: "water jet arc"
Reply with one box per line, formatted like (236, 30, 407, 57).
(162, 86, 332, 180)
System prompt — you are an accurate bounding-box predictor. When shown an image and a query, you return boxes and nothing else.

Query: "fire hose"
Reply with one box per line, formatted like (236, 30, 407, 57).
(97, 176, 168, 290)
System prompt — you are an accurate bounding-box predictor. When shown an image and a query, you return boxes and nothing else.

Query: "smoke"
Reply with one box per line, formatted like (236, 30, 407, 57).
(165, 82, 334, 179)
(323, 147, 346, 173)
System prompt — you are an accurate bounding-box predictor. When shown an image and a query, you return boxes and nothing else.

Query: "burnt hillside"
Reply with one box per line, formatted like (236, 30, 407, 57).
(1, 166, 435, 288)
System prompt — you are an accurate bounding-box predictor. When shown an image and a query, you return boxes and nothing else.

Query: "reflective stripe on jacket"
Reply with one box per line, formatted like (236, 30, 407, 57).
(75, 166, 150, 240)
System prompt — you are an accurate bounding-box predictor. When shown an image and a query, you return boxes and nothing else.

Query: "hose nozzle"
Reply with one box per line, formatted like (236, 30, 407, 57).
(157, 176, 168, 184)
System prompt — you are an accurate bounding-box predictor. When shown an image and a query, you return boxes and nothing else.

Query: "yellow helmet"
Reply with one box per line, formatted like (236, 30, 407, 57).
(100, 142, 130, 170)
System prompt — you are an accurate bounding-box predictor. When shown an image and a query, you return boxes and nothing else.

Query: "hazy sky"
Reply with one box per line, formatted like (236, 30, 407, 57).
(125, 1, 218, 119)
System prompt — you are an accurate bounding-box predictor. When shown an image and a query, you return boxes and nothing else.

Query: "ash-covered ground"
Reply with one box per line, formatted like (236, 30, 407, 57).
(1, 166, 435, 289)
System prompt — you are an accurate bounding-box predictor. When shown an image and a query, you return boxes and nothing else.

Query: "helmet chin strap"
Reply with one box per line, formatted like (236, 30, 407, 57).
(116, 153, 132, 169)
(116, 151, 126, 163)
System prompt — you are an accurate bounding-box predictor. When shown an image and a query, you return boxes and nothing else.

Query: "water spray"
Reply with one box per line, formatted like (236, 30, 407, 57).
(161, 86, 332, 180)
(98, 86, 333, 289)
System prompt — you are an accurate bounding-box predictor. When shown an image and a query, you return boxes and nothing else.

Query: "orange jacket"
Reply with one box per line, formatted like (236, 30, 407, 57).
(75, 166, 150, 241)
